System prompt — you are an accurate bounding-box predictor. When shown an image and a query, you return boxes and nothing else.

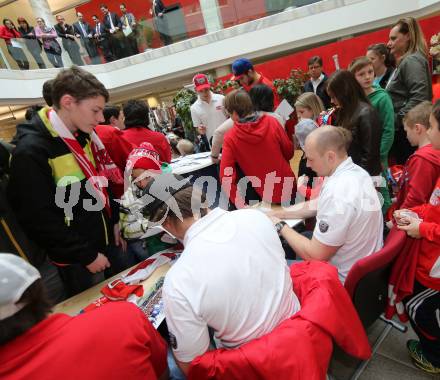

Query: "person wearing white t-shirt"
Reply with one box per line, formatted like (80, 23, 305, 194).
(190, 73, 227, 143)
(142, 174, 300, 376)
(270, 126, 383, 283)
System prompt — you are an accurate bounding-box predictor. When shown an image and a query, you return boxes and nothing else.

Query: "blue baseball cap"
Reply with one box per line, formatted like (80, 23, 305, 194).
(231, 58, 254, 80)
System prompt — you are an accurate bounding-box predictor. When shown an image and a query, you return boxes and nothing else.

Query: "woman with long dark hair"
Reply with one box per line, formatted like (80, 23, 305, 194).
(34, 17, 63, 68)
(366, 43, 395, 88)
(17, 17, 46, 69)
(0, 18, 29, 69)
(326, 70, 382, 177)
(387, 17, 432, 164)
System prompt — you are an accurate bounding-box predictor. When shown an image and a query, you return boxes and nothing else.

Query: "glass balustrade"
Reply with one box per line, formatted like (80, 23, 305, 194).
(0, 0, 322, 70)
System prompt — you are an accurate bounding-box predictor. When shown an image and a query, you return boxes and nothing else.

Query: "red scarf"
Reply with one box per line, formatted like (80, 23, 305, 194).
(48, 109, 122, 216)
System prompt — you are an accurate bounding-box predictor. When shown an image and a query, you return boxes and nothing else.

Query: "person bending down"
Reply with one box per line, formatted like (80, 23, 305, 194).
(269, 126, 383, 283)
(142, 174, 301, 376)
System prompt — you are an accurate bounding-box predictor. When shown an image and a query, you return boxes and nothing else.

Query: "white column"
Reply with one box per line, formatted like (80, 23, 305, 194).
(199, 0, 223, 33)
(28, 0, 73, 67)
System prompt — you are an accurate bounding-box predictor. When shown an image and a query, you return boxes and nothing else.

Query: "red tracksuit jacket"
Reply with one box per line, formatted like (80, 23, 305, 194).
(188, 261, 371, 380)
(411, 176, 440, 291)
(393, 144, 440, 212)
(220, 114, 296, 207)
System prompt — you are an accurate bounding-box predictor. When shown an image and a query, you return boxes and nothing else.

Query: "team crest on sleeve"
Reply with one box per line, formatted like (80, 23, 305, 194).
(169, 332, 178, 349)
(319, 220, 329, 233)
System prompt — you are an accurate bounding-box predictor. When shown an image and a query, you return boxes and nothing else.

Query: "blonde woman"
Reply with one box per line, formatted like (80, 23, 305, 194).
(294, 92, 324, 200)
(387, 17, 432, 164)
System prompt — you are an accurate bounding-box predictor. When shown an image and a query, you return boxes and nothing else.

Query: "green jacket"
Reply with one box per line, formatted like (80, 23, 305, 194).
(368, 86, 395, 167)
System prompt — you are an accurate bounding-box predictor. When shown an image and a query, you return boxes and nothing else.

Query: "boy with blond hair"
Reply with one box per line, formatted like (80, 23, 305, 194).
(389, 101, 440, 222)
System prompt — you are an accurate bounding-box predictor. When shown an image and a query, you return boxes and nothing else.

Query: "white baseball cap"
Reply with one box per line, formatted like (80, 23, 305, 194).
(0, 254, 41, 320)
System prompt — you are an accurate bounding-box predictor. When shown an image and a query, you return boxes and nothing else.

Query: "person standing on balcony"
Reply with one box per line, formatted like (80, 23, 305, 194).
(73, 12, 101, 65)
(55, 15, 84, 66)
(100, 4, 127, 59)
(190, 73, 227, 151)
(231, 57, 280, 108)
(92, 14, 114, 62)
(386, 17, 432, 165)
(17, 17, 46, 69)
(303, 56, 331, 109)
(149, 0, 172, 46)
(120, 3, 138, 55)
(35, 17, 63, 68)
(0, 18, 29, 70)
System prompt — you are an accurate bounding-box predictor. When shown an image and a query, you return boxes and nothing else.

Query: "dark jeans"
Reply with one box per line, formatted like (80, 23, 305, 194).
(404, 281, 440, 366)
(7, 45, 28, 70)
(46, 51, 63, 68)
(38, 258, 66, 304)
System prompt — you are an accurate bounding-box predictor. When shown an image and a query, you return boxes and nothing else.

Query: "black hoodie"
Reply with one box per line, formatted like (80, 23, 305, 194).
(8, 110, 111, 266)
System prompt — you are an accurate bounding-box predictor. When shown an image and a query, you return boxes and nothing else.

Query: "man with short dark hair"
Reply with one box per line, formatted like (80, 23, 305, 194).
(92, 14, 114, 62)
(122, 99, 171, 163)
(0, 254, 168, 380)
(73, 12, 101, 65)
(8, 66, 126, 296)
(270, 126, 383, 282)
(231, 57, 280, 107)
(100, 3, 127, 59)
(55, 14, 84, 66)
(143, 174, 300, 376)
(303, 55, 331, 109)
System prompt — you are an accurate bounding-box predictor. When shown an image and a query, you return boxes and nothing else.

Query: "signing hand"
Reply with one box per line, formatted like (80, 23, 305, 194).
(397, 217, 422, 238)
(86, 253, 111, 273)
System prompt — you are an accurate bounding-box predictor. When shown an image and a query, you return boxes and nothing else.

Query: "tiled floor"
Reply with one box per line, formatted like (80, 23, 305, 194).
(330, 319, 439, 380)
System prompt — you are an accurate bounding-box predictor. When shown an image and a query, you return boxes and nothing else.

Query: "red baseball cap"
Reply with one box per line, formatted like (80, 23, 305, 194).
(193, 74, 211, 91)
(126, 142, 161, 171)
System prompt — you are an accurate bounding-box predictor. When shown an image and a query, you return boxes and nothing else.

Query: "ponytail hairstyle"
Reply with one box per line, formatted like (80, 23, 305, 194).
(393, 17, 428, 59)
(367, 43, 396, 68)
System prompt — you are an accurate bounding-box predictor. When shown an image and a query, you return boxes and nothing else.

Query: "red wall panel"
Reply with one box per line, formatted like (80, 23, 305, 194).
(217, 14, 440, 83)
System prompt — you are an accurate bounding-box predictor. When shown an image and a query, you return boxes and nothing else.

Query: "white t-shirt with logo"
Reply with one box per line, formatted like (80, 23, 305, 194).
(313, 157, 383, 283)
(190, 92, 227, 141)
(163, 208, 300, 363)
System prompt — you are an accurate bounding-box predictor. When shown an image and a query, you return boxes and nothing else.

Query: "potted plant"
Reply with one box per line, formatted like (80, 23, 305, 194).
(212, 78, 240, 95)
(430, 33, 440, 74)
(173, 88, 198, 141)
(273, 68, 309, 107)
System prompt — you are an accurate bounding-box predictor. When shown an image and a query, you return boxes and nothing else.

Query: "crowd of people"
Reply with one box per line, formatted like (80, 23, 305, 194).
(0, 15, 439, 380)
(0, 2, 173, 70)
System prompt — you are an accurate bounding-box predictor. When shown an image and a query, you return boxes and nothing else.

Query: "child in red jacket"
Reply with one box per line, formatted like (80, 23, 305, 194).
(394, 99, 440, 375)
(387, 102, 440, 227)
(220, 90, 296, 208)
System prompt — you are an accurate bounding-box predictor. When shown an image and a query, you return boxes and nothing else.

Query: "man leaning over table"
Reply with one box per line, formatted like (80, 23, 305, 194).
(269, 126, 383, 283)
(142, 173, 301, 377)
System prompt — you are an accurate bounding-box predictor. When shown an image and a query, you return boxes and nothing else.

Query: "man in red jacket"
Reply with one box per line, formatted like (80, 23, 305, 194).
(219, 90, 295, 208)
(394, 99, 440, 375)
(122, 99, 172, 163)
(231, 58, 280, 107)
(0, 254, 168, 380)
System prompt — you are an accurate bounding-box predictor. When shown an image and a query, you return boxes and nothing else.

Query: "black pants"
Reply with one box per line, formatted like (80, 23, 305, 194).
(404, 281, 440, 366)
(58, 244, 132, 297)
(98, 37, 115, 62)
